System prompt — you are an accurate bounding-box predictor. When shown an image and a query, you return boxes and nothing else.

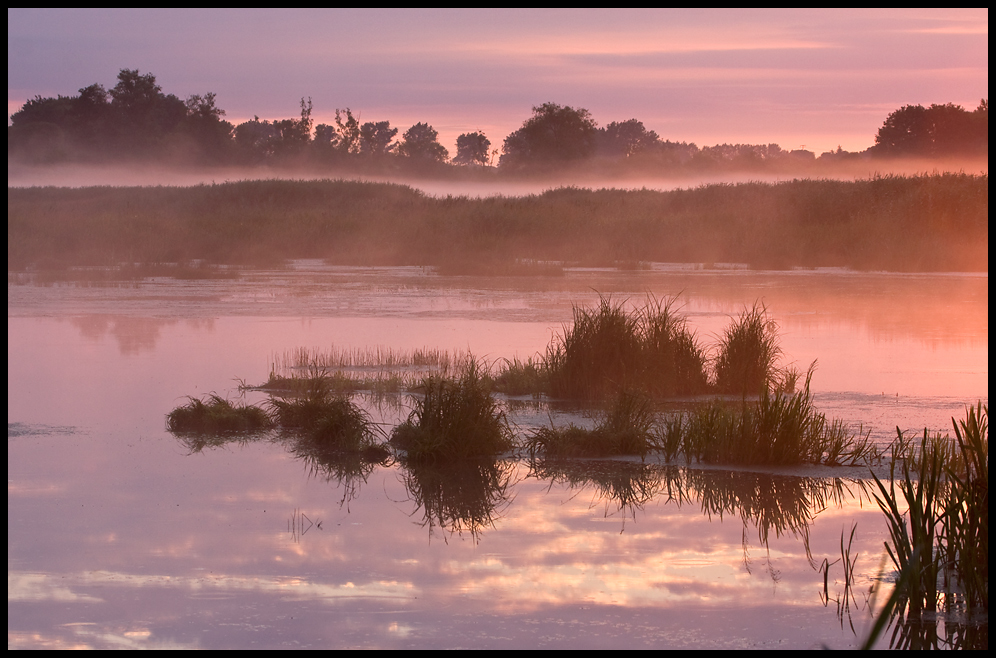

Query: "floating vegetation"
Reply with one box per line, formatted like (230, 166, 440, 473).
(526, 392, 659, 459)
(166, 395, 273, 434)
(390, 360, 514, 463)
(268, 372, 384, 454)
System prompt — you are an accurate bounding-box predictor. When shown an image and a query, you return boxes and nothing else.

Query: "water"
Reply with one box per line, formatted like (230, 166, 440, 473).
(7, 264, 988, 648)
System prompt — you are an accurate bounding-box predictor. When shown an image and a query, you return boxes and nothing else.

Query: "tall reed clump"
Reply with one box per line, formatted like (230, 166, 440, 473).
(714, 302, 781, 395)
(268, 371, 381, 453)
(545, 295, 708, 400)
(166, 395, 273, 434)
(870, 404, 988, 621)
(390, 360, 514, 462)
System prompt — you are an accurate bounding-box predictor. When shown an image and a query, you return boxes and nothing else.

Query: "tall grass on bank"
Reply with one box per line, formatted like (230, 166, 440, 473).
(870, 404, 988, 621)
(390, 360, 514, 462)
(9, 174, 987, 273)
(545, 295, 708, 400)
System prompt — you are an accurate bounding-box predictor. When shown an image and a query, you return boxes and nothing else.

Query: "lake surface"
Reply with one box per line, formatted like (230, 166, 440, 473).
(8, 264, 988, 648)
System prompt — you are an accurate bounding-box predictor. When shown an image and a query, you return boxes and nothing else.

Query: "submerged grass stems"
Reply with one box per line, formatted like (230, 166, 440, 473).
(166, 394, 273, 434)
(390, 359, 514, 462)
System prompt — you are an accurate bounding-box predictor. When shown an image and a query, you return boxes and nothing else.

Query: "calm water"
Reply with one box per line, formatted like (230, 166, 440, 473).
(8, 264, 988, 648)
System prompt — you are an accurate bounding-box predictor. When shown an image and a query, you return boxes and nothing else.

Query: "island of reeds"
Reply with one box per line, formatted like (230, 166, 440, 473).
(9, 173, 988, 274)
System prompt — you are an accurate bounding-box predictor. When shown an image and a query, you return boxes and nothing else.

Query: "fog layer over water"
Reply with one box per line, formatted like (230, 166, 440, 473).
(8, 264, 988, 648)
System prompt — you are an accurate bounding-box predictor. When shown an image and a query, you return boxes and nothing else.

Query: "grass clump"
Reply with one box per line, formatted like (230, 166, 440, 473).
(545, 294, 708, 400)
(714, 302, 781, 395)
(390, 360, 514, 462)
(166, 395, 273, 434)
(268, 372, 381, 454)
(527, 393, 659, 460)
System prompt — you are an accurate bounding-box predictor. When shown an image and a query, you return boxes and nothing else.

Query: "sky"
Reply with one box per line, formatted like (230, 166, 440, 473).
(7, 8, 989, 155)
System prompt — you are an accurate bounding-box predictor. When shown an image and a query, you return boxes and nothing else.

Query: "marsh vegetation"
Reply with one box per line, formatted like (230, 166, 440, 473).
(8, 174, 988, 273)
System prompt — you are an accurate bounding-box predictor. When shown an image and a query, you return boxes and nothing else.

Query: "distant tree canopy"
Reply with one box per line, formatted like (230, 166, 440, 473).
(8, 68, 988, 171)
(454, 131, 491, 166)
(9, 69, 233, 163)
(398, 122, 449, 163)
(873, 101, 988, 157)
(500, 103, 599, 168)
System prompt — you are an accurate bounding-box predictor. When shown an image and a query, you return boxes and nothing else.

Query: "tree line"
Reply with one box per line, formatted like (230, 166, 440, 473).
(7, 68, 988, 171)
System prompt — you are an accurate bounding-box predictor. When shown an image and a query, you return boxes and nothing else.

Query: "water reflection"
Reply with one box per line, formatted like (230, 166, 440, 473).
(398, 458, 516, 542)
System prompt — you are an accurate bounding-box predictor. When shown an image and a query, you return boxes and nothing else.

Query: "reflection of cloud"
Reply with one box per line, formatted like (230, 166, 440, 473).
(8, 572, 103, 603)
(8, 569, 417, 604)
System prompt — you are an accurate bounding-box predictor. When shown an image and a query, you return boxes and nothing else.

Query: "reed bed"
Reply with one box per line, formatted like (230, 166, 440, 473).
(166, 395, 273, 434)
(390, 360, 514, 462)
(9, 174, 988, 273)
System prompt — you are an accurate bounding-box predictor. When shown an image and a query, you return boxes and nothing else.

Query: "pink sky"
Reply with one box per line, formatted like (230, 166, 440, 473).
(7, 8, 989, 155)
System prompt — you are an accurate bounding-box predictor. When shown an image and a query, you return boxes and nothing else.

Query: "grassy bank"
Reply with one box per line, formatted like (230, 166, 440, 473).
(8, 173, 988, 272)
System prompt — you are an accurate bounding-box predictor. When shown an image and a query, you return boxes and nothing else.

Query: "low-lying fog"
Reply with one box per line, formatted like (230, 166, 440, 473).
(7, 158, 987, 197)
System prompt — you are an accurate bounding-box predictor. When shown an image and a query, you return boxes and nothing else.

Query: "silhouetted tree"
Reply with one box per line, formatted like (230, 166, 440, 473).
(398, 122, 449, 163)
(873, 102, 987, 156)
(334, 108, 361, 154)
(500, 102, 598, 168)
(454, 131, 491, 166)
(359, 120, 398, 156)
(597, 119, 660, 157)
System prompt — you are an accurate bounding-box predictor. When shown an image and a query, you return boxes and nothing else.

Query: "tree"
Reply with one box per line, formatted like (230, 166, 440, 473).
(108, 69, 186, 153)
(334, 108, 360, 154)
(597, 119, 660, 158)
(500, 103, 598, 168)
(359, 120, 398, 156)
(398, 122, 449, 163)
(454, 131, 491, 166)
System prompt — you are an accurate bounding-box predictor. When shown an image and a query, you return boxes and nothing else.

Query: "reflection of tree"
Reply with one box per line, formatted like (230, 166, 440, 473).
(399, 458, 514, 542)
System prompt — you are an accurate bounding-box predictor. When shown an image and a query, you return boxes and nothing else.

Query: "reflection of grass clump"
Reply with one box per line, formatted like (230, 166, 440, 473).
(166, 395, 273, 434)
(527, 393, 659, 459)
(714, 302, 781, 395)
(545, 295, 708, 400)
(391, 361, 514, 462)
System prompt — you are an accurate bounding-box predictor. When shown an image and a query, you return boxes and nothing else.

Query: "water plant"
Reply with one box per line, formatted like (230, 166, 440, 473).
(390, 359, 514, 462)
(714, 302, 781, 395)
(545, 294, 708, 400)
(166, 394, 273, 434)
(526, 392, 659, 459)
(870, 403, 988, 617)
(268, 371, 381, 453)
